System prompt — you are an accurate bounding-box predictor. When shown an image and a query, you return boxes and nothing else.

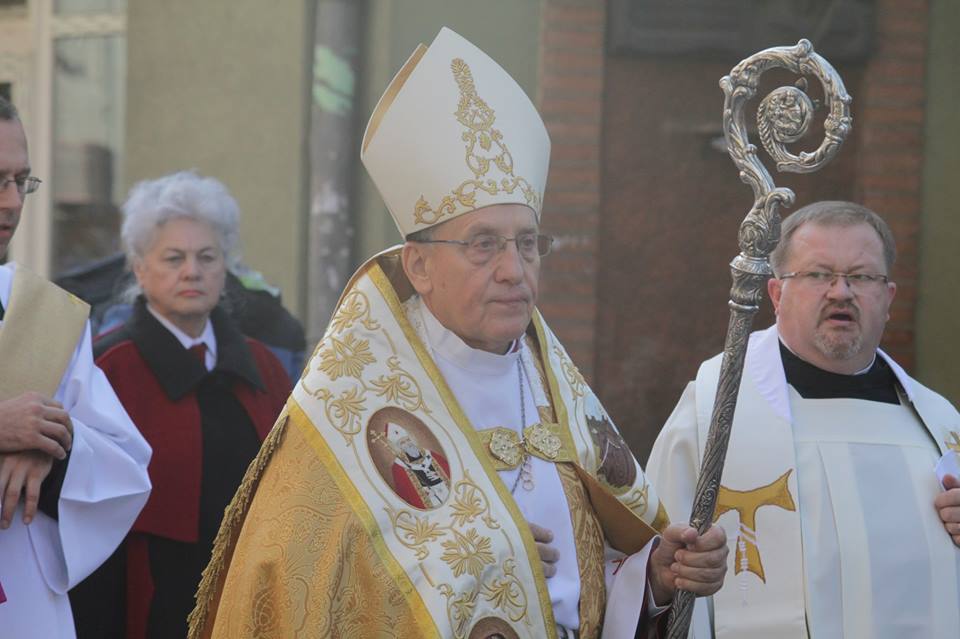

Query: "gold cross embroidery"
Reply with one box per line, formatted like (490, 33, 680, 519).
(946, 431, 960, 455)
(714, 469, 796, 583)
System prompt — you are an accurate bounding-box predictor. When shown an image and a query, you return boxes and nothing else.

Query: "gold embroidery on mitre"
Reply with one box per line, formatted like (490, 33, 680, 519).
(946, 431, 960, 455)
(412, 59, 540, 227)
(714, 469, 797, 583)
(478, 423, 572, 470)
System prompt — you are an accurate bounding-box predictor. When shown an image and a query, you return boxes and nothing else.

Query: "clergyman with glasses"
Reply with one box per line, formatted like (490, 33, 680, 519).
(0, 97, 151, 638)
(190, 28, 727, 639)
(648, 200, 960, 638)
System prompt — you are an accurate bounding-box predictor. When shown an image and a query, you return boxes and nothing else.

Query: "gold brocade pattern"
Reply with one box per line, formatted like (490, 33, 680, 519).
(412, 59, 540, 227)
(556, 463, 606, 639)
(300, 289, 430, 444)
(552, 344, 586, 400)
(206, 417, 423, 639)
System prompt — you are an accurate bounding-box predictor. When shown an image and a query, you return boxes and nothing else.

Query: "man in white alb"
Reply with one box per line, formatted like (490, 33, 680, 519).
(648, 200, 960, 638)
(0, 96, 152, 639)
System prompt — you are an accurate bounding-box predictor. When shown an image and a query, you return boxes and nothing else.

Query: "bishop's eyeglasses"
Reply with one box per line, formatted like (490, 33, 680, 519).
(779, 270, 890, 292)
(413, 232, 554, 266)
(0, 175, 42, 196)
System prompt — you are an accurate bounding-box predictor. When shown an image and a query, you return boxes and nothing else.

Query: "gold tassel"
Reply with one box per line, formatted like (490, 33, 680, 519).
(186, 404, 292, 639)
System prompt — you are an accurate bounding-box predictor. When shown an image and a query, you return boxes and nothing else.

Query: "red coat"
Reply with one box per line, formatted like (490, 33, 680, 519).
(70, 300, 290, 639)
(95, 322, 288, 542)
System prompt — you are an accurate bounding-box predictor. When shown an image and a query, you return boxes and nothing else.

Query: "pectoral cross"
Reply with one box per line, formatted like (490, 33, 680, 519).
(714, 470, 796, 583)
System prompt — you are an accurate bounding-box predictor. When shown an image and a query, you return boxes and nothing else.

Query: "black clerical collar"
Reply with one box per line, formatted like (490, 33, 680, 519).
(779, 340, 901, 404)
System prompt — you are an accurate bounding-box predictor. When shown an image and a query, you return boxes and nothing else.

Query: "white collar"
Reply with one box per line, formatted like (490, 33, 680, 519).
(749, 325, 916, 424)
(416, 297, 519, 376)
(146, 303, 217, 366)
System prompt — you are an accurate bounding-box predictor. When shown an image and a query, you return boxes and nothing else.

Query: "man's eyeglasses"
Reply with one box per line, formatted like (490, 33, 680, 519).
(779, 270, 889, 291)
(0, 176, 41, 196)
(413, 233, 554, 266)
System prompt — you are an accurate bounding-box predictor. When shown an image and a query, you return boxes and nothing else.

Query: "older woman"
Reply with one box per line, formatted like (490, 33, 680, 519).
(69, 171, 290, 639)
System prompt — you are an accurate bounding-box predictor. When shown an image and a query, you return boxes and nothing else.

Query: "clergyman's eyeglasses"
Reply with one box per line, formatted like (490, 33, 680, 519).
(0, 176, 41, 196)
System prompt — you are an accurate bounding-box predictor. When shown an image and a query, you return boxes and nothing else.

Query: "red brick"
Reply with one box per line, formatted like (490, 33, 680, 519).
(859, 173, 921, 193)
(543, 4, 604, 28)
(540, 96, 603, 118)
(542, 28, 605, 51)
(544, 213, 601, 234)
(859, 152, 922, 175)
(869, 39, 927, 61)
(544, 120, 602, 141)
(876, 14, 927, 37)
(550, 142, 600, 165)
(543, 193, 599, 210)
(540, 73, 604, 94)
(859, 194, 921, 217)
(860, 83, 925, 108)
(860, 124, 923, 149)
(864, 61, 925, 84)
(542, 50, 604, 73)
(859, 106, 925, 125)
(877, 0, 927, 12)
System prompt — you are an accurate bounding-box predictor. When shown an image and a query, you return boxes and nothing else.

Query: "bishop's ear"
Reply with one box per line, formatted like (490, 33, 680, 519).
(401, 242, 434, 296)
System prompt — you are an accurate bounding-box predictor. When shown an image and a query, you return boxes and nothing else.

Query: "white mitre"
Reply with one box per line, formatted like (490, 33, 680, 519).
(361, 27, 551, 237)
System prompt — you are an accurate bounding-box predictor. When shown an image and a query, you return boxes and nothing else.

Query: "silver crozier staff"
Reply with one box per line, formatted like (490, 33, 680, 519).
(665, 39, 852, 639)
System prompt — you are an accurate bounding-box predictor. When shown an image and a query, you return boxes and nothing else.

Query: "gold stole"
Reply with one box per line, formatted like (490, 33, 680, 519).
(0, 266, 89, 400)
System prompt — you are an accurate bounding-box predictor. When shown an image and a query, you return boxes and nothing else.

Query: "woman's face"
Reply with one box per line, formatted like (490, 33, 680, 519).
(133, 217, 226, 335)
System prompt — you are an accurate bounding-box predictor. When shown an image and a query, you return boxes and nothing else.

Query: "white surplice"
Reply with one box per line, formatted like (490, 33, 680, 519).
(648, 324, 960, 638)
(0, 263, 152, 639)
(409, 297, 584, 631)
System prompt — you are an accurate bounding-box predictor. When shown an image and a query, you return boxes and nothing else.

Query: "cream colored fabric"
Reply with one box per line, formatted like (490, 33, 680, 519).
(361, 27, 550, 236)
(791, 389, 960, 638)
(648, 325, 960, 639)
(205, 408, 425, 639)
(0, 264, 89, 400)
(192, 249, 665, 639)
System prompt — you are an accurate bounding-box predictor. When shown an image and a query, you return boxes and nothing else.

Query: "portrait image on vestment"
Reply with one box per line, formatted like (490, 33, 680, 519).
(366, 406, 452, 510)
(584, 392, 637, 493)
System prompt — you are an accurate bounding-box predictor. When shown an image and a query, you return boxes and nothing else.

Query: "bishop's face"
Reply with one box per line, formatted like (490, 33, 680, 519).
(405, 204, 540, 355)
(768, 221, 896, 374)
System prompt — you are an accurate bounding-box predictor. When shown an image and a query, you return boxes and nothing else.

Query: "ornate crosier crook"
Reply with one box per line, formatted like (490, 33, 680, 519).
(664, 39, 851, 638)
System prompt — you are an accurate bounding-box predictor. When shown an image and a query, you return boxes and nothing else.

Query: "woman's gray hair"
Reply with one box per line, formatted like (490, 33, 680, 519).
(121, 170, 241, 269)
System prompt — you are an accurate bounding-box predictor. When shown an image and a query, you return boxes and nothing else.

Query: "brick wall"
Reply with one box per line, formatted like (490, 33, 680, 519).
(856, 0, 929, 371)
(536, 0, 930, 458)
(536, 0, 607, 382)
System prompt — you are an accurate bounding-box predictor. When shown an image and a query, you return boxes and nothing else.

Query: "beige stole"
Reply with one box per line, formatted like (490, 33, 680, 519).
(694, 352, 807, 639)
(0, 265, 89, 400)
(694, 329, 959, 639)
